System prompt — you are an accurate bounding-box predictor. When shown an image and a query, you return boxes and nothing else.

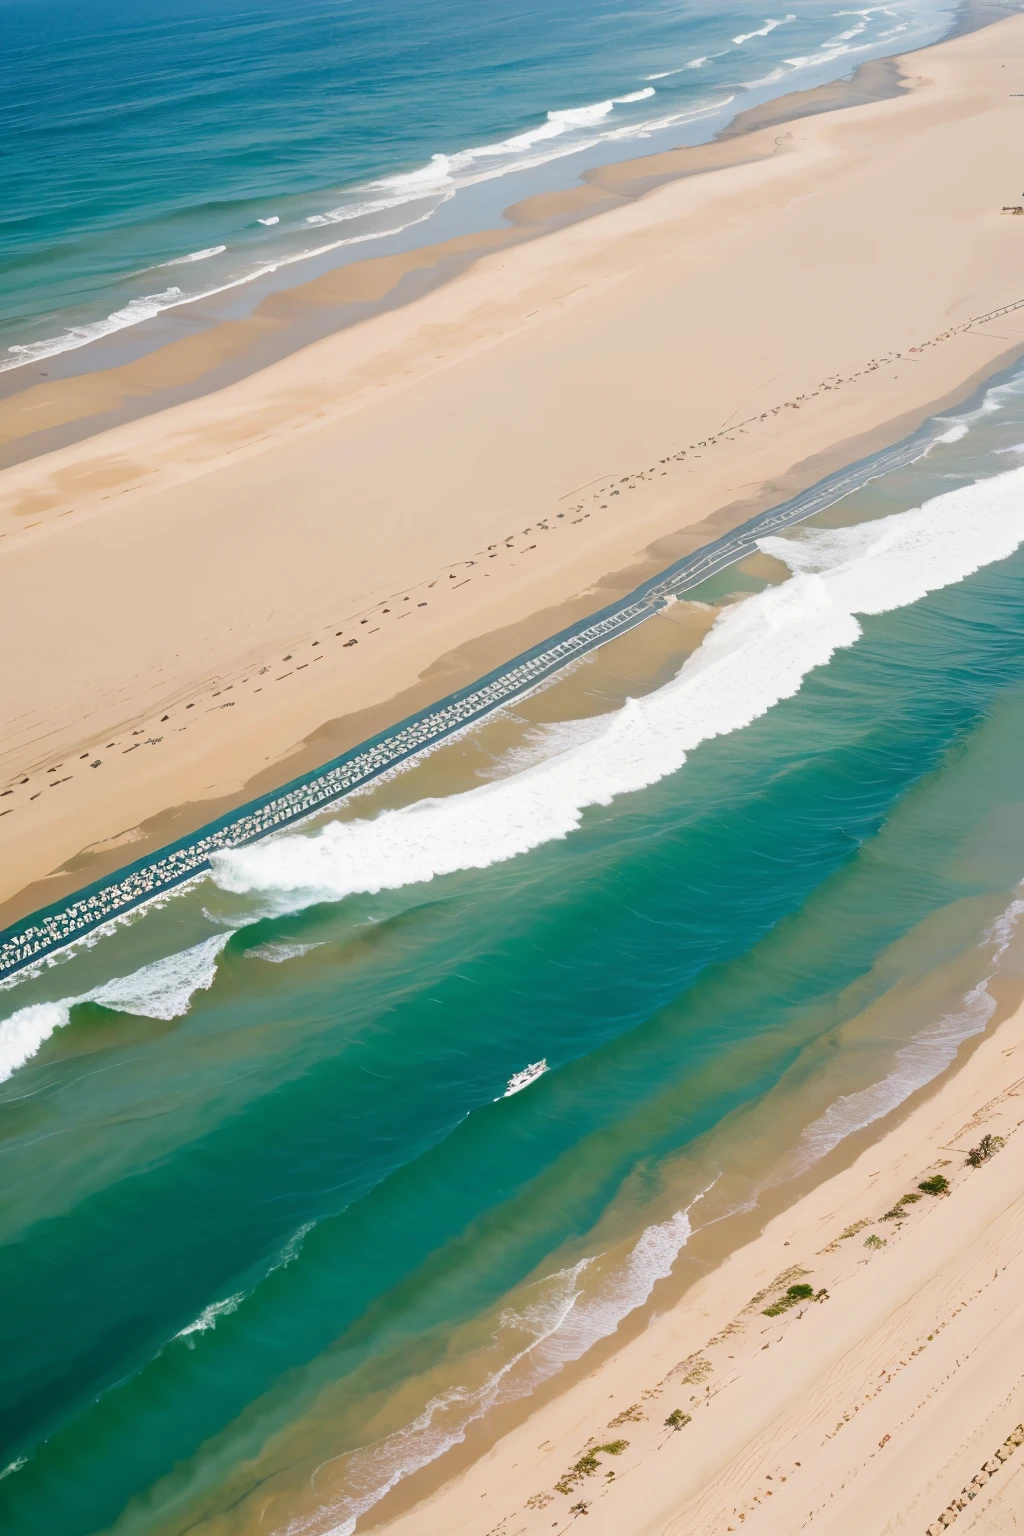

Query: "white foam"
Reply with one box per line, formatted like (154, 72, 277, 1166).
(792, 897, 1024, 1170)
(372, 154, 455, 193)
(0, 932, 229, 1082)
(742, 33, 876, 88)
(212, 466, 1024, 913)
(1, 86, 736, 377)
(733, 15, 796, 44)
(289, 1191, 707, 1536)
(271, 1219, 316, 1273)
(88, 933, 228, 1019)
(3, 287, 184, 369)
(0, 199, 465, 375)
(244, 940, 325, 963)
(926, 369, 1024, 452)
(304, 191, 442, 227)
(987, 896, 1024, 964)
(601, 98, 736, 144)
(161, 245, 227, 265)
(794, 982, 995, 1170)
(176, 1291, 245, 1340)
(0, 1002, 74, 1084)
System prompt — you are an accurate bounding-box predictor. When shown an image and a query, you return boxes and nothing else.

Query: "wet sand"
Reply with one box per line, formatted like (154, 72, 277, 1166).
(0, 61, 912, 469)
(4, 16, 1024, 928)
(365, 975, 1024, 1536)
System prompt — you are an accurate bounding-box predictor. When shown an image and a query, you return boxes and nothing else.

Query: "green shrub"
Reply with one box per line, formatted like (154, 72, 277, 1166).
(864, 1233, 886, 1250)
(918, 1175, 950, 1196)
(763, 1282, 815, 1316)
(882, 1192, 921, 1220)
(966, 1134, 1005, 1168)
(664, 1409, 692, 1430)
(554, 1441, 630, 1494)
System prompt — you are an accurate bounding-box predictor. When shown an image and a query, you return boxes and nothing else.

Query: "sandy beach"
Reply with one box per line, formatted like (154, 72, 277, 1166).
(353, 975, 1024, 1536)
(12, 7, 1024, 1536)
(3, 15, 1024, 929)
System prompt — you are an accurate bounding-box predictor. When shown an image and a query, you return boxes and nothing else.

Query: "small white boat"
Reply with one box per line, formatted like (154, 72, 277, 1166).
(502, 1058, 548, 1098)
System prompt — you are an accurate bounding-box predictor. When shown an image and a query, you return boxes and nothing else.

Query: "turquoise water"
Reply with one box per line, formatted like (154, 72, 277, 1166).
(3, 370, 1024, 1534)
(1, 0, 960, 375)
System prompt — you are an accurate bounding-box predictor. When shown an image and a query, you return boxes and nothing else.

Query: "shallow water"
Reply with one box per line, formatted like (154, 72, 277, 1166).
(2, 0, 959, 375)
(4, 367, 1024, 1534)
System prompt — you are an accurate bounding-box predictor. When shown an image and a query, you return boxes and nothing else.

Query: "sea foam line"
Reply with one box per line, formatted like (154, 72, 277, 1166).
(3, 85, 732, 376)
(733, 15, 796, 44)
(790, 896, 1024, 1172)
(211, 465, 1024, 914)
(1, 0, 950, 377)
(285, 1184, 714, 1536)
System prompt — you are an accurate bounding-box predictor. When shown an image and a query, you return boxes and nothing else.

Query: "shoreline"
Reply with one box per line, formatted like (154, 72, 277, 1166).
(356, 963, 1024, 1536)
(4, 17, 1024, 944)
(4, 0, 1017, 463)
(0, 59, 914, 473)
(0, 412, 962, 980)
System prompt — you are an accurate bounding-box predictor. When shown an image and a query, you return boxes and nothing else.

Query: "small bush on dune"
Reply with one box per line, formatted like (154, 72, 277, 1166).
(882, 1192, 922, 1220)
(918, 1175, 950, 1196)
(763, 1283, 815, 1317)
(864, 1233, 886, 1249)
(665, 1409, 691, 1430)
(966, 1134, 1005, 1168)
(554, 1441, 630, 1494)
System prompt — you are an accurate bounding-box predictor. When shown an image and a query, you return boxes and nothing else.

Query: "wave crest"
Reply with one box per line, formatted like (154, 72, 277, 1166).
(212, 466, 1024, 912)
(0, 933, 229, 1082)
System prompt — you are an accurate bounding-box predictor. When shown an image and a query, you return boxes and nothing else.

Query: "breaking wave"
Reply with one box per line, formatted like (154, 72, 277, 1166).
(176, 1291, 245, 1340)
(733, 15, 796, 44)
(212, 466, 1024, 913)
(0, 86, 726, 375)
(0, 933, 229, 1082)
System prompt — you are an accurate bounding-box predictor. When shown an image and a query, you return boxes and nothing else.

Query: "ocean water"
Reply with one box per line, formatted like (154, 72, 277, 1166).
(1, 0, 961, 375)
(3, 364, 1024, 1534)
